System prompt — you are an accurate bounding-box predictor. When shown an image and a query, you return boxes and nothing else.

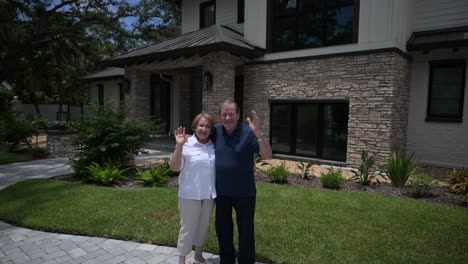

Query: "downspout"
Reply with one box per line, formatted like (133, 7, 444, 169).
(160, 74, 172, 85)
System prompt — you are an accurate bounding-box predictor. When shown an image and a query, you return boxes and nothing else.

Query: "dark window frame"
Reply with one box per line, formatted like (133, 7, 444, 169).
(199, 0, 216, 28)
(426, 60, 466, 123)
(97, 84, 104, 106)
(119, 82, 125, 106)
(266, 0, 360, 53)
(237, 0, 245, 24)
(269, 100, 349, 162)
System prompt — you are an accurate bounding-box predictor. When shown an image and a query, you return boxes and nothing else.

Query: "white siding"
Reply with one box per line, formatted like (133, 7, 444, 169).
(181, 0, 244, 34)
(89, 80, 121, 106)
(254, 0, 415, 61)
(414, 0, 468, 31)
(244, 0, 267, 48)
(407, 48, 468, 168)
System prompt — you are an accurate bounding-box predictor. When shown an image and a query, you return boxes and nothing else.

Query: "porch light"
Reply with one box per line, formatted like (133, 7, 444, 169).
(204, 71, 213, 92)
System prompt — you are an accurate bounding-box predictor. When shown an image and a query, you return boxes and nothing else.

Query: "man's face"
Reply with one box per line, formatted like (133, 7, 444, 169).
(220, 103, 239, 134)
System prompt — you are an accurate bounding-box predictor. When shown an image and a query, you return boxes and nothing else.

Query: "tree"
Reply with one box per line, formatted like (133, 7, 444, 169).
(0, 0, 180, 110)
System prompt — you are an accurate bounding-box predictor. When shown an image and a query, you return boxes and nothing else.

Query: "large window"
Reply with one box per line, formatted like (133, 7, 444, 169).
(427, 60, 466, 122)
(268, 0, 359, 52)
(238, 0, 245, 24)
(97, 84, 104, 106)
(270, 102, 348, 161)
(200, 0, 216, 28)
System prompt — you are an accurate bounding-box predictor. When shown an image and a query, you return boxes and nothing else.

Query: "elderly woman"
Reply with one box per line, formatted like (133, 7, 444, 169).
(170, 113, 216, 264)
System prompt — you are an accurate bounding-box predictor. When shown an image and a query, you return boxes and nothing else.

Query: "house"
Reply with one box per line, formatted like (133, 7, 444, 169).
(104, 0, 468, 168)
(80, 67, 127, 107)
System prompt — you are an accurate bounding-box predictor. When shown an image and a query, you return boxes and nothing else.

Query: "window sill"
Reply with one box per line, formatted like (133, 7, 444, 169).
(425, 116, 463, 123)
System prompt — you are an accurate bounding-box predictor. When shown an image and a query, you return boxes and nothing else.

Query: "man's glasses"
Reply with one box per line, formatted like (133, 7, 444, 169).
(221, 113, 237, 118)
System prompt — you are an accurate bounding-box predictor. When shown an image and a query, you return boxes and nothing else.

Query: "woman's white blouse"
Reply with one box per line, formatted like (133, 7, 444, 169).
(177, 135, 216, 200)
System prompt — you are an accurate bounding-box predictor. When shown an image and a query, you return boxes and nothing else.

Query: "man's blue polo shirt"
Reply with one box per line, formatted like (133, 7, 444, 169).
(213, 121, 259, 197)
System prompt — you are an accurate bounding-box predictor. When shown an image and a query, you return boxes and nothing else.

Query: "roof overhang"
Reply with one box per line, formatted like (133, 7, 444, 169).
(102, 25, 265, 67)
(103, 42, 264, 67)
(79, 67, 125, 82)
(407, 26, 468, 52)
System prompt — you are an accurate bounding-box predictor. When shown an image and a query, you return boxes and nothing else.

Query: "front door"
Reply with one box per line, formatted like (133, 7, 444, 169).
(235, 75, 244, 120)
(151, 75, 171, 135)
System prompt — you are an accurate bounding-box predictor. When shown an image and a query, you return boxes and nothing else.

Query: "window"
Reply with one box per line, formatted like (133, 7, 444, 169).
(238, 0, 245, 24)
(427, 60, 466, 122)
(200, 0, 216, 28)
(270, 101, 348, 161)
(268, 0, 359, 52)
(119, 82, 125, 106)
(97, 84, 104, 106)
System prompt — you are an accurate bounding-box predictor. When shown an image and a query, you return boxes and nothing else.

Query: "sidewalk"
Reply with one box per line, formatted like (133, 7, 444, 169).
(0, 153, 265, 264)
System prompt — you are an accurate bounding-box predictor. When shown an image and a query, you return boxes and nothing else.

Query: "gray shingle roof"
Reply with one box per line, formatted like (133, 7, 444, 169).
(407, 26, 468, 51)
(80, 67, 125, 81)
(104, 25, 264, 66)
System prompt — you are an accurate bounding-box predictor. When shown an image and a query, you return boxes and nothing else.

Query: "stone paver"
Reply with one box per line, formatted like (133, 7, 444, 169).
(0, 156, 266, 263)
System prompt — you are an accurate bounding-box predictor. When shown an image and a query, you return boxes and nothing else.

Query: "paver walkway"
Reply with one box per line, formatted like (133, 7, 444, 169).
(0, 152, 265, 264)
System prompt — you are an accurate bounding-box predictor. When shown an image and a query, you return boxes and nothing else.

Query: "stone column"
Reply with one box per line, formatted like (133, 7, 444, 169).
(202, 51, 243, 118)
(126, 67, 151, 118)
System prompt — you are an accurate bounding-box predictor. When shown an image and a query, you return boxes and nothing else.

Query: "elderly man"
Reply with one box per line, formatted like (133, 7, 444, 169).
(213, 100, 272, 264)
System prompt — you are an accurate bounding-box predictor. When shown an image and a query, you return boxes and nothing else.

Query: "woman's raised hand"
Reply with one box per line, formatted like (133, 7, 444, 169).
(174, 126, 187, 147)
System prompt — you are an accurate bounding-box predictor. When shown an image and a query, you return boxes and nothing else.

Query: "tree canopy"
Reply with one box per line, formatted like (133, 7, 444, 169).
(0, 0, 180, 106)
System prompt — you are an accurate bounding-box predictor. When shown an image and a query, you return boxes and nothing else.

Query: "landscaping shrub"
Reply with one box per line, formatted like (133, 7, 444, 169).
(265, 162, 289, 184)
(381, 152, 417, 187)
(87, 160, 128, 185)
(31, 147, 48, 159)
(0, 110, 41, 150)
(46, 120, 75, 130)
(0, 89, 14, 113)
(408, 173, 436, 198)
(69, 158, 92, 179)
(450, 168, 468, 203)
(297, 161, 313, 180)
(320, 167, 344, 189)
(135, 166, 171, 187)
(161, 157, 179, 177)
(349, 150, 380, 186)
(69, 103, 152, 166)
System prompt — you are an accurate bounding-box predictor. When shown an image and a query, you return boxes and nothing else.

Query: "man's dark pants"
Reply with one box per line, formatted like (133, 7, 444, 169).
(215, 195, 256, 264)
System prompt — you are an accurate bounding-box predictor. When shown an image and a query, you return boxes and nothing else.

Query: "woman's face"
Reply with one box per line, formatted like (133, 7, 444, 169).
(195, 117, 212, 143)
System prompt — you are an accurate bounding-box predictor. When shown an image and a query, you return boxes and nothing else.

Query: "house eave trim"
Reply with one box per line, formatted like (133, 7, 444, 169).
(246, 47, 411, 65)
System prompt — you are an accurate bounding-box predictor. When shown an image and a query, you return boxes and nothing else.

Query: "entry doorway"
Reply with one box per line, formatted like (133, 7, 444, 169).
(151, 75, 171, 135)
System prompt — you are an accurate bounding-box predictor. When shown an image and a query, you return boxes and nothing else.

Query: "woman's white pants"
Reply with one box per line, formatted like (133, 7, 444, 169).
(177, 197, 214, 256)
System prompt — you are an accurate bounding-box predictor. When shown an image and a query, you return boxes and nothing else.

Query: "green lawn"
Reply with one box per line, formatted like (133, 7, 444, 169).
(0, 151, 31, 164)
(0, 179, 467, 264)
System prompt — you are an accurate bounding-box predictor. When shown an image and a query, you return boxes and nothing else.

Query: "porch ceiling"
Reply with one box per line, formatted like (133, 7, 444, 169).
(407, 26, 468, 51)
(103, 25, 264, 67)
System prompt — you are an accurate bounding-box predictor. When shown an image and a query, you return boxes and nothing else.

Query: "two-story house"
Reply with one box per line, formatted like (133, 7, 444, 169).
(105, 0, 468, 168)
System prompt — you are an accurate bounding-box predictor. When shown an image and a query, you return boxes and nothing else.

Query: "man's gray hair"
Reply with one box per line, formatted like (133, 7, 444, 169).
(219, 100, 240, 114)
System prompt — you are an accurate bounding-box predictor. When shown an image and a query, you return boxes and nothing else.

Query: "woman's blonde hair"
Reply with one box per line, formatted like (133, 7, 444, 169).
(191, 112, 216, 134)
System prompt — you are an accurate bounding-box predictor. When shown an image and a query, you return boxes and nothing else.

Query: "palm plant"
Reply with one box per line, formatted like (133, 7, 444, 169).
(381, 152, 418, 187)
(349, 150, 380, 186)
(297, 161, 313, 180)
(87, 160, 128, 185)
(135, 166, 172, 187)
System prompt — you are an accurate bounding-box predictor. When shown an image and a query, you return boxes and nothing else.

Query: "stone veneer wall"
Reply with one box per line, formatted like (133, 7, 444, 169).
(47, 130, 79, 158)
(126, 68, 151, 118)
(243, 51, 411, 167)
(202, 51, 244, 117)
(126, 52, 243, 127)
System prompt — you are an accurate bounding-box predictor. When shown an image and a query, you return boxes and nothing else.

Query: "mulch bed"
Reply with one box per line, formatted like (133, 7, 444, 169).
(58, 159, 467, 209)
